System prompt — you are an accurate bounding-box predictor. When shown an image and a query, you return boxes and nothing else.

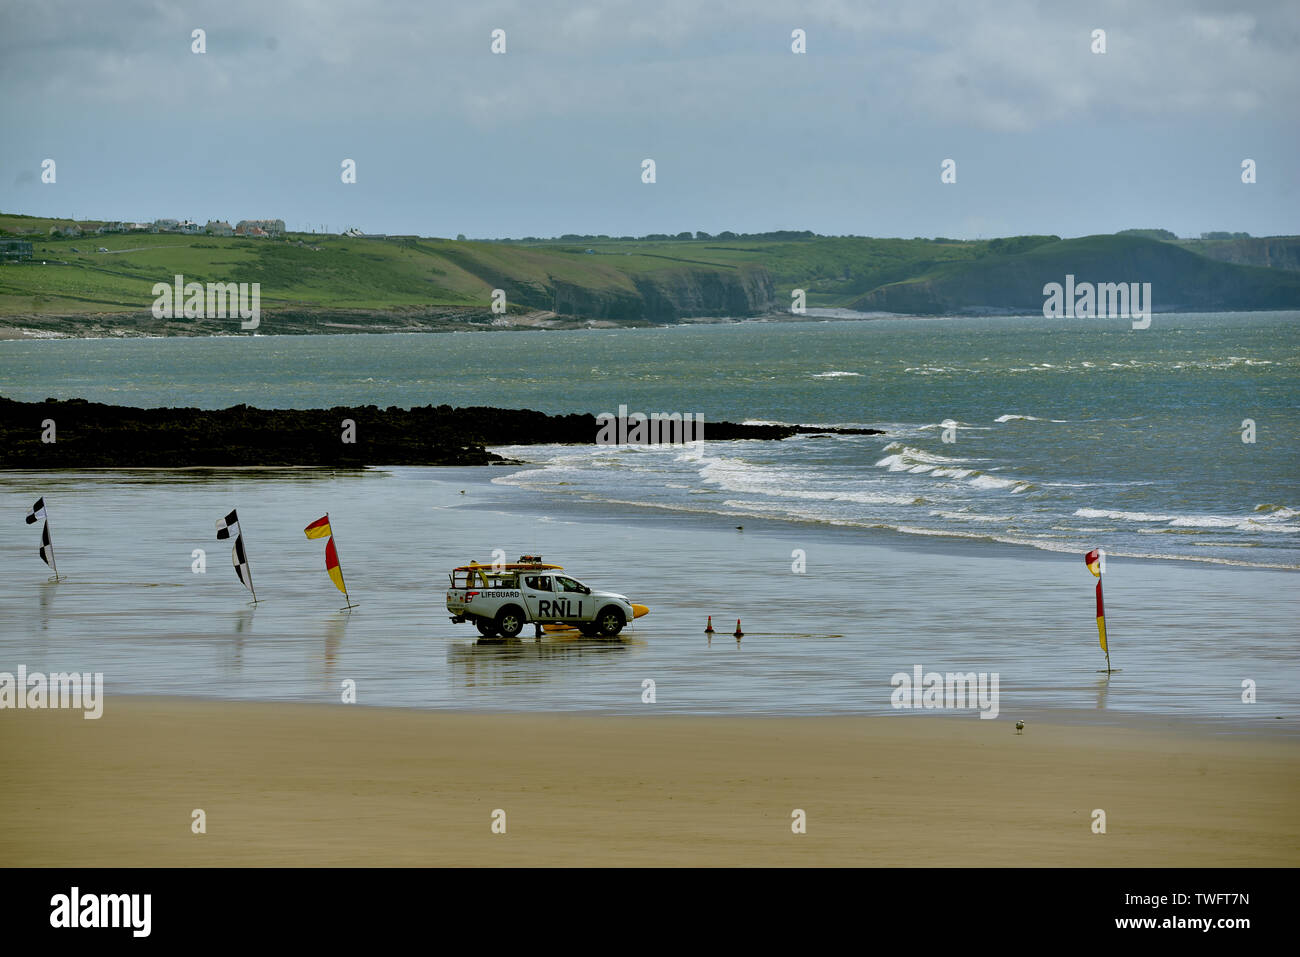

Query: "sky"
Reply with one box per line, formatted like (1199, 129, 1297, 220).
(1, 0, 1297, 240)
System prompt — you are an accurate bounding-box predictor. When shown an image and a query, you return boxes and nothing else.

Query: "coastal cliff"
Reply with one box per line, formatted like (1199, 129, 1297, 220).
(849, 235, 1300, 314)
(2, 216, 1296, 336)
(506, 264, 774, 321)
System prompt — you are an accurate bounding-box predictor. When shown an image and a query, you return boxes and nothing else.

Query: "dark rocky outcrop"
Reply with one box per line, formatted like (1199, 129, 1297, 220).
(0, 397, 881, 468)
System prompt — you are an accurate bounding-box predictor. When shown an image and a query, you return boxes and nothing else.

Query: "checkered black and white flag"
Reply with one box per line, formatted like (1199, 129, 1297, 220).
(216, 509, 256, 599)
(39, 522, 54, 568)
(231, 533, 251, 590)
(25, 497, 46, 525)
(215, 509, 239, 540)
(23, 497, 59, 578)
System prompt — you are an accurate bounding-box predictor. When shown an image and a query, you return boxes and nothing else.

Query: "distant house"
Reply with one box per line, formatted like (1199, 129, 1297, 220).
(205, 220, 234, 237)
(50, 224, 81, 237)
(96, 222, 127, 234)
(127, 222, 152, 233)
(178, 220, 203, 235)
(236, 219, 285, 237)
(154, 218, 180, 232)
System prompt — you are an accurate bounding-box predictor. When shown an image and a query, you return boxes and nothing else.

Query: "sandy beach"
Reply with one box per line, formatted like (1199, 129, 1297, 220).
(2, 697, 1296, 867)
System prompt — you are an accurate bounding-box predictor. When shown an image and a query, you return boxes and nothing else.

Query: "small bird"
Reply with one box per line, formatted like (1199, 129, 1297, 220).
(735, 525, 744, 531)
(1015, 720, 1025, 734)
(459, 490, 465, 494)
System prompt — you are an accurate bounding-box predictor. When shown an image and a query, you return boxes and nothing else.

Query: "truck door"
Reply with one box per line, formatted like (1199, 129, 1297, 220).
(553, 575, 592, 621)
(520, 573, 554, 620)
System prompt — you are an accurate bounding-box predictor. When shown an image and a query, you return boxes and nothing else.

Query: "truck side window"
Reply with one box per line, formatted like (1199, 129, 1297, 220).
(556, 576, 584, 593)
(524, 575, 552, 591)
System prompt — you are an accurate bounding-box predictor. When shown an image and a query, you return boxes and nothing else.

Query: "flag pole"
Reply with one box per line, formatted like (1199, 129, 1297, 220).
(329, 512, 358, 611)
(1100, 562, 1111, 675)
(242, 528, 260, 605)
(45, 515, 62, 582)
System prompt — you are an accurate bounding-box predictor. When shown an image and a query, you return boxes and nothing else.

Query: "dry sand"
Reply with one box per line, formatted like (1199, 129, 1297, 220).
(2, 698, 1297, 866)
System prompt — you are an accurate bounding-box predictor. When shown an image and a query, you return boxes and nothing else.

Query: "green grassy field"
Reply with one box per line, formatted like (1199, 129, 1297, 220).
(2, 212, 1296, 320)
(0, 218, 1009, 317)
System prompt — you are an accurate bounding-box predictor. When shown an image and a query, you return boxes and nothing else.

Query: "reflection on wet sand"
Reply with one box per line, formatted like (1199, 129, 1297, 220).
(223, 605, 255, 672)
(322, 612, 352, 688)
(447, 637, 629, 689)
(37, 581, 58, 631)
(1095, 674, 1112, 710)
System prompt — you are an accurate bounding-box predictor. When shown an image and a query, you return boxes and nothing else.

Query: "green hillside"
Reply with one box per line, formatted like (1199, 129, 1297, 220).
(850, 234, 1300, 314)
(2, 212, 1297, 327)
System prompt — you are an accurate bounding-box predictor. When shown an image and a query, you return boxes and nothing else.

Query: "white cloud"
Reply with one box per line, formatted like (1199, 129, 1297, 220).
(2, 0, 1295, 130)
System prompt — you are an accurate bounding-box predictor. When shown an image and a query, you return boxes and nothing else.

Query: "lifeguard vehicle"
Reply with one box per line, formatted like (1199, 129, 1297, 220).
(446, 556, 647, 639)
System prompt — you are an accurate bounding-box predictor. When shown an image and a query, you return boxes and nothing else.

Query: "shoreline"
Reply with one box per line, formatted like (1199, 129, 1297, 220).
(3, 696, 1296, 866)
(4, 308, 1296, 341)
(3, 459, 1293, 573)
(469, 463, 1300, 573)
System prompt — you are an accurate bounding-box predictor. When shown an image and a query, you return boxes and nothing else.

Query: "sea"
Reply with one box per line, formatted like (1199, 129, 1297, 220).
(1, 312, 1296, 726)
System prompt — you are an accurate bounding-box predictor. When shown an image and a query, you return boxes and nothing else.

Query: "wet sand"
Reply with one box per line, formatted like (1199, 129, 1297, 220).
(2, 698, 1296, 866)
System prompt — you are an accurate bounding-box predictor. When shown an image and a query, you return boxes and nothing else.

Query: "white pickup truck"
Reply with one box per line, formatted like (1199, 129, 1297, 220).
(446, 559, 641, 639)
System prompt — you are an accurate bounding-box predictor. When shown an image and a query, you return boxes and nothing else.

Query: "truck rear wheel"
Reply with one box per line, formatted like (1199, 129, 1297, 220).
(495, 605, 527, 639)
(475, 618, 499, 638)
(595, 606, 625, 638)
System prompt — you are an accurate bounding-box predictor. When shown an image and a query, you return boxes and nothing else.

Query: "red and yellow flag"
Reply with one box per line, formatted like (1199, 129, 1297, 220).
(305, 515, 349, 597)
(304, 516, 332, 539)
(1084, 548, 1102, 577)
(324, 536, 347, 595)
(1084, 549, 1107, 651)
(1094, 579, 1107, 651)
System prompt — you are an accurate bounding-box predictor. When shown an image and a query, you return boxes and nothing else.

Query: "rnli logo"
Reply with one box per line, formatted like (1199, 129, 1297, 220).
(536, 599, 581, 617)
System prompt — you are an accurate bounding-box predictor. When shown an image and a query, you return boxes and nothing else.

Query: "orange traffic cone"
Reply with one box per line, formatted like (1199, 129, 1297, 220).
(705, 616, 715, 634)
(733, 619, 744, 639)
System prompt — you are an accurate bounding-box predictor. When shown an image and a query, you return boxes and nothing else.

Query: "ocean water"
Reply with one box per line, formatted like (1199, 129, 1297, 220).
(2, 312, 1297, 568)
(0, 314, 1296, 723)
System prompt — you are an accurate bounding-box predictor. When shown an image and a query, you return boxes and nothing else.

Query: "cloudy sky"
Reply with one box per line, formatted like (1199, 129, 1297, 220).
(2, 0, 1296, 239)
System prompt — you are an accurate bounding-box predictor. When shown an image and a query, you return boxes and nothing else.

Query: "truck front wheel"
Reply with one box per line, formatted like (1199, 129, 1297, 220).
(495, 605, 527, 639)
(595, 606, 625, 638)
